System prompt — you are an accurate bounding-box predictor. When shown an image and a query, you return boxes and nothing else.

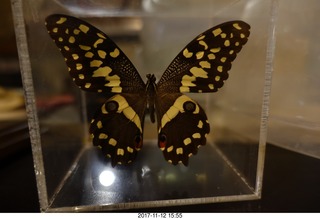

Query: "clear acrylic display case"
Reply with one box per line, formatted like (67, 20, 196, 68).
(268, 0, 320, 159)
(12, 0, 273, 212)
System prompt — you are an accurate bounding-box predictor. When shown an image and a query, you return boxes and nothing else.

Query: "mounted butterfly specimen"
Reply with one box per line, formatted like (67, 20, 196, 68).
(45, 14, 250, 167)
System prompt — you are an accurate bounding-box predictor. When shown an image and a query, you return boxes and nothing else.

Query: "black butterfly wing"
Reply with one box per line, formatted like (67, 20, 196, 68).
(157, 21, 250, 93)
(155, 93, 210, 165)
(46, 14, 148, 166)
(155, 21, 250, 165)
(90, 93, 147, 166)
(45, 14, 146, 94)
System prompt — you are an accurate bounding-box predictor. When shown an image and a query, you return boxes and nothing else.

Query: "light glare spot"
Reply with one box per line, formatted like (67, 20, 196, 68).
(99, 170, 115, 187)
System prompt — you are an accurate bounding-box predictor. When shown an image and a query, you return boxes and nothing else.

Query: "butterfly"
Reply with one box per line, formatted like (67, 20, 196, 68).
(45, 14, 250, 167)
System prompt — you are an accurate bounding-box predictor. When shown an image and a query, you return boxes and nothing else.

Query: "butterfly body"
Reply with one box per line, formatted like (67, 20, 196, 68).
(45, 14, 250, 167)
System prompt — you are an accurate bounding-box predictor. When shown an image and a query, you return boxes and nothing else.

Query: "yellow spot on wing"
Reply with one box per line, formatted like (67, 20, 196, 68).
(105, 77, 121, 86)
(190, 67, 208, 78)
(85, 52, 94, 58)
(183, 138, 191, 145)
(79, 74, 84, 79)
(199, 61, 211, 69)
(53, 27, 58, 33)
(176, 148, 183, 155)
(199, 40, 208, 50)
(197, 35, 205, 40)
(197, 120, 203, 129)
(181, 81, 196, 87)
(183, 48, 193, 58)
(182, 75, 196, 81)
(179, 87, 190, 92)
(84, 83, 91, 88)
(196, 51, 204, 59)
(207, 54, 215, 60)
(72, 54, 79, 60)
(109, 138, 117, 146)
(99, 133, 107, 139)
(56, 17, 67, 24)
(117, 148, 124, 156)
(98, 50, 107, 59)
(97, 121, 103, 129)
(90, 60, 103, 67)
(208, 84, 214, 90)
(97, 33, 106, 39)
(110, 48, 120, 58)
(167, 146, 174, 152)
(127, 147, 134, 153)
(73, 29, 80, 35)
(111, 87, 122, 93)
(233, 23, 242, 30)
(69, 36, 75, 43)
(79, 24, 89, 33)
(94, 39, 104, 48)
(217, 66, 223, 72)
(224, 40, 230, 47)
(79, 45, 91, 51)
(181, 75, 196, 87)
(192, 133, 201, 139)
(76, 63, 83, 70)
(92, 66, 112, 77)
(212, 28, 222, 36)
(210, 48, 221, 53)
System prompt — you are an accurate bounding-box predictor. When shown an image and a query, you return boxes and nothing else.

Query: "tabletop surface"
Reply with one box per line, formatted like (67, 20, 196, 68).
(0, 121, 319, 212)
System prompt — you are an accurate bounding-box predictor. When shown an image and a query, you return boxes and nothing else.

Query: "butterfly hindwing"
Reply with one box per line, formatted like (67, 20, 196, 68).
(157, 21, 250, 93)
(156, 94, 210, 165)
(45, 14, 146, 94)
(90, 93, 147, 166)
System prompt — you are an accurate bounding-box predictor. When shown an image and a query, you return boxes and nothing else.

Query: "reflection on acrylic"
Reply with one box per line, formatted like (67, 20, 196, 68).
(99, 170, 116, 187)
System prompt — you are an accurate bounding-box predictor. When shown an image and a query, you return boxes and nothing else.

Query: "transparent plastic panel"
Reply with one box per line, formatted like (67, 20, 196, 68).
(12, 0, 272, 212)
(268, 0, 320, 159)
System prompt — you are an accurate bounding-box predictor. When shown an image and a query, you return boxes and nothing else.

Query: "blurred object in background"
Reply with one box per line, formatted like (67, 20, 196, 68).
(0, 86, 25, 121)
(0, 0, 28, 162)
(0, 0, 21, 88)
(0, 0, 26, 121)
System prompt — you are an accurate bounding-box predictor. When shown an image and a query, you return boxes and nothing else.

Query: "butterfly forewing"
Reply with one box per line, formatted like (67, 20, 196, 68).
(45, 14, 146, 94)
(157, 21, 250, 93)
